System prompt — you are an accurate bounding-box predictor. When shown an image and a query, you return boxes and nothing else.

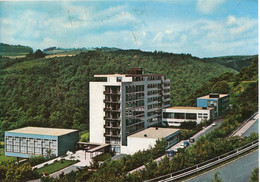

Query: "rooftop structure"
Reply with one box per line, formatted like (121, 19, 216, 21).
(7, 127, 78, 136)
(89, 68, 171, 153)
(197, 93, 229, 99)
(167, 106, 212, 110)
(129, 127, 180, 139)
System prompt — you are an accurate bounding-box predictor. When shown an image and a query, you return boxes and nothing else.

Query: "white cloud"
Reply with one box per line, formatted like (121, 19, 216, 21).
(226, 15, 237, 25)
(196, 0, 225, 14)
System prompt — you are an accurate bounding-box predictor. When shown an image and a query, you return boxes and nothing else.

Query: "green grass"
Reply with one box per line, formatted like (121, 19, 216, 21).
(37, 159, 78, 175)
(0, 52, 28, 56)
(0, 148, 16, 163)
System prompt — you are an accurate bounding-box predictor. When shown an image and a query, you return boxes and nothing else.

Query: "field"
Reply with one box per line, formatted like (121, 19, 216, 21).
(0, 52, 28, 58)
(37, 159, 78, 175)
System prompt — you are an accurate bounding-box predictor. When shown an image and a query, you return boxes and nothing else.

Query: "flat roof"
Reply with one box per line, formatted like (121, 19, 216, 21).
(197, 94, 229, 99)
(6, 127, 78, 136)
(129, 127, 180, 139)
(94, 74, 126, 78)
(165, 106, 213, 110)
(94, 74, 165, 78)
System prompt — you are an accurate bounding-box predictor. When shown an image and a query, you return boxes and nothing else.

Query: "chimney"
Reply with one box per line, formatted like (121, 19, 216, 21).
(144, 134, 147, 137)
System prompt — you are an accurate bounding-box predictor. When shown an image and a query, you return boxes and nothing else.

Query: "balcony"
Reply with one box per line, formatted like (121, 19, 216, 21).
(103, 99, 121, 103)
(104, 124, 121, 129)
(104, 108, 120, 112)
(104, 132, 121, 137)
(103, 91, 120, 95)
(104, 116, 121, 121)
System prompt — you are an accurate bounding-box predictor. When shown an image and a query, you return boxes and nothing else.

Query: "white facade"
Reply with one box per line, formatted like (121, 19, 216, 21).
(163, 106, 214, 126)
(121, 127, 180, 155)
(89, 70, 171, 153)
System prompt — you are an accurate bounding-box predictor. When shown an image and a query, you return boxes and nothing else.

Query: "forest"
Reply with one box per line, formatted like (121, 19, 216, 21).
(0, 43, 258, 181)
(0, 48, 242, 136)
(0, 43, 33, 56)
(36, 56, 258, 182)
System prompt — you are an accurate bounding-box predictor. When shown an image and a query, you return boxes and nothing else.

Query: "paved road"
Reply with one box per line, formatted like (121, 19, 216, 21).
(242, 119, 258, 137)
(192, 118, 223, 143)
(185, 116, 259, 182)
(129, 119, 223, 174)
(233, 113, 258, 137)
(184, 149, 258, 182)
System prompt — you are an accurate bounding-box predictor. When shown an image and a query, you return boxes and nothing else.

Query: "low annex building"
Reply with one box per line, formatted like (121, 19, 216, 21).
(121, 127, 180, 155)
(5, 127, 79, 158)
(163, 106, 215, 126)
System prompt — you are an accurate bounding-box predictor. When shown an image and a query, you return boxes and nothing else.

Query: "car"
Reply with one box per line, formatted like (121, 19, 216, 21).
(189, 137, 195, 143)
(183, 141, 189, 147)
(173, 147, 179, 152)
(179, 144, 185, 149)
(167, 150, 176, 157)
(212, 123, 217, 126)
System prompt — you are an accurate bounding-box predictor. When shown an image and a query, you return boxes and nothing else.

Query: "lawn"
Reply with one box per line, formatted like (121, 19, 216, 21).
(0, 148, 16, 163)
(37, 159, 78, 175)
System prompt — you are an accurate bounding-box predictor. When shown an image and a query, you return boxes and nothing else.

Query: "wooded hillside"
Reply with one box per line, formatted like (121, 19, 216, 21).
(0, 49, 241, 135)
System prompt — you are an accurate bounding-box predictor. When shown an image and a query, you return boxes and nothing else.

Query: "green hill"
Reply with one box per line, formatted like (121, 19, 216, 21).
(203, 55, 255, 71)
(0, 50, 237, 134)
(0, 43, 33, 57)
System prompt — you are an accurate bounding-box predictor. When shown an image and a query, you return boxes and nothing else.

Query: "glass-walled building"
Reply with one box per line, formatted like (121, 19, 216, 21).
(5, 127, 79, 158)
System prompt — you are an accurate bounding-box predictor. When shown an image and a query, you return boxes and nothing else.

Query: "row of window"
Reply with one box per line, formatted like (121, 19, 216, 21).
(147, 83, 162, 89)
(126, 100, 144, 108)
(148, 90, 161, 96)
(148, 96, 161, 103)
(147, 76, 161, 81)
(5, 136, 57, 155)
(163, 112, 209, 120)
(126, 85, 144, 93)
(126, 122, 144, 135)
(126, 93, 144, 101)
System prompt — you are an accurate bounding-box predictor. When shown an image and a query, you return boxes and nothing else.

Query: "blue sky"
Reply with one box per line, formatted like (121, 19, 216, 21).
(0, 0, 258, 57)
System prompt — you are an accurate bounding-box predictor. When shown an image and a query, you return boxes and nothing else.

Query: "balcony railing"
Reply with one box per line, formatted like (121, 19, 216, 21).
(104, 125, 121, 129)
(104, 133, 121, 137)
(104, 108, 120, 112)
(103, 99, 121, 103)
(103, 91, 120, 95)
(104, 116, 121, 121)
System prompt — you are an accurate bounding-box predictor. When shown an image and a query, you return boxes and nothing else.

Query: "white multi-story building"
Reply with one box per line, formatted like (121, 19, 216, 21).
(89, 68, 170, 153)
(163, 106, 215, 126)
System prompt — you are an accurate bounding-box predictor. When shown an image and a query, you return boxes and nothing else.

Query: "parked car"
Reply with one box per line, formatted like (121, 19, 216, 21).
(173, 147, 179, 152)
(167, 150, 176, 157)
(189, 137, 195, 143)
(212, 123, 217, 126)
(179, 143, 185, 149)
(183, 141, 189, 147)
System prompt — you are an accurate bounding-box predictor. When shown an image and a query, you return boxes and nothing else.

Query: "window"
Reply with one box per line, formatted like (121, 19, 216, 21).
(186, 113, 197, 120)
(117, 77, 122, 82)
(28, 147, 34, 154)
(174, 113, 185, 119)
(163, 112, 173, 118)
